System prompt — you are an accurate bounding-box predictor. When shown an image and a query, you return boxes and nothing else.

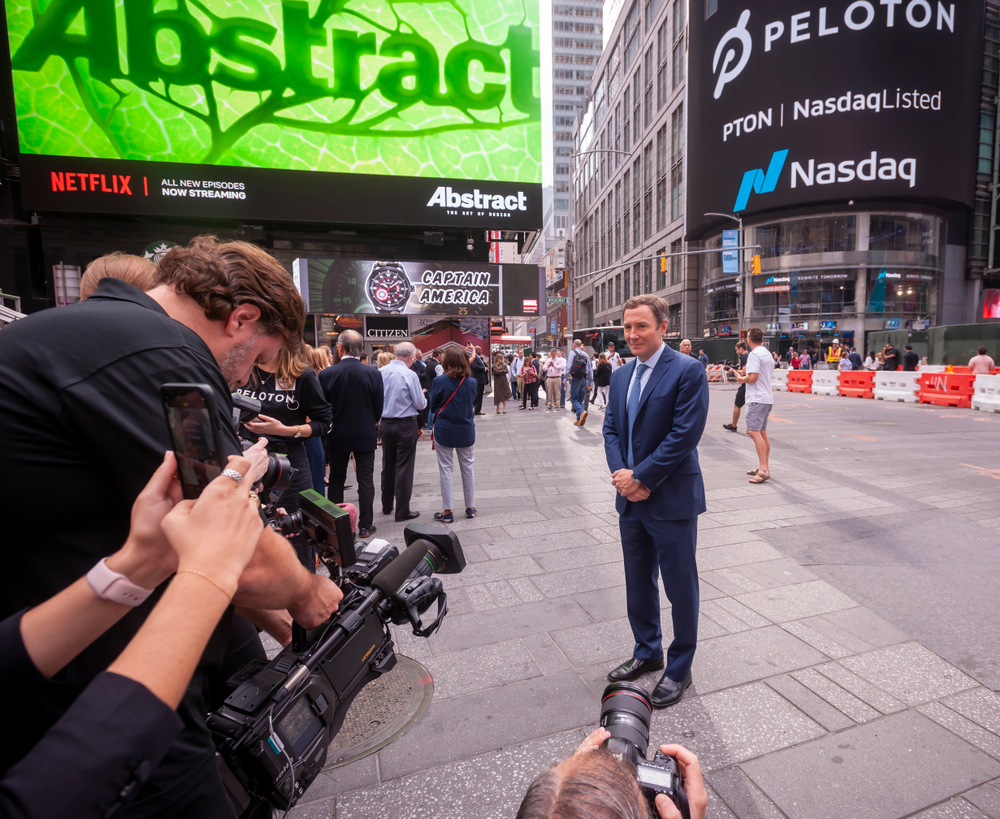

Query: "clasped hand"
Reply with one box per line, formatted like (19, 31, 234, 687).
(611, 469, 651, 502)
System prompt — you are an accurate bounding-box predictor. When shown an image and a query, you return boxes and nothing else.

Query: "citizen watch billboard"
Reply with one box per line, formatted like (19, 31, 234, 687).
(687, 0, 984, 238)
(292, 257, 543, 316)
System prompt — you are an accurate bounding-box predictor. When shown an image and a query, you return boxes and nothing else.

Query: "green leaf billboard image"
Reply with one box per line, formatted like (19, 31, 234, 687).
(3, 0, 543, 226)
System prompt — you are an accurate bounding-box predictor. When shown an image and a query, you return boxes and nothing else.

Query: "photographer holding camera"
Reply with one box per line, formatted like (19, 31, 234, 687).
(0, 455, 262, 818)
(0, 238, 342, 817)
(517, 728, 707, 819)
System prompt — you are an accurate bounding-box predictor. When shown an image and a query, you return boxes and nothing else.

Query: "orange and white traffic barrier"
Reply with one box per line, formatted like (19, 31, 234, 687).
(838, 370, 875, 398)
(918, 372, 976, 409)
(773, 369, 789, 392)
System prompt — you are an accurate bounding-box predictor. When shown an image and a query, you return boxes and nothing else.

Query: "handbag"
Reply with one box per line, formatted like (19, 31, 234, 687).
(430, 376, 466, 451)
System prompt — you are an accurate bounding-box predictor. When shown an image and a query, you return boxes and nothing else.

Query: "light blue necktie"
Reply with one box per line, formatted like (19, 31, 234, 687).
(626, 362, 647, 469)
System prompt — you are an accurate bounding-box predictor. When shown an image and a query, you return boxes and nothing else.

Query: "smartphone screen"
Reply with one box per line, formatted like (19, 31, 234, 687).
(162, 385, 222, 500)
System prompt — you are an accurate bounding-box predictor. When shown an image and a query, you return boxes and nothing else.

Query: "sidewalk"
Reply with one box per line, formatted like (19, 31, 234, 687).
(290, 384, 1000, 819)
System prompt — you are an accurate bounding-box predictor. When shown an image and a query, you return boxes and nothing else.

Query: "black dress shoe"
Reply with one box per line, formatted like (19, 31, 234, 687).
(396, 511, 420, 522)
(382, 508, 393, 516)
(651, 673, 692, 708)
(607, 657, 665, 682)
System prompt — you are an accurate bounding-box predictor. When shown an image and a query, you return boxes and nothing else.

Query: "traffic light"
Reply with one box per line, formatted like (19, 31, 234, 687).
(660, 254, 667, 273)
(740, 329, 748, 339)
(751, 254, 761, 276)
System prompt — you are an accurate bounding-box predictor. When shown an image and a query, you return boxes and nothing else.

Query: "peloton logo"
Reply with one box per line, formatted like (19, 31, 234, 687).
(712, 4, 958, 99)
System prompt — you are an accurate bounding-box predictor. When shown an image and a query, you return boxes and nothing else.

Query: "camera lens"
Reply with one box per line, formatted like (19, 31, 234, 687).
(600, 682, 652, 760)
(260, 454, 293, 495)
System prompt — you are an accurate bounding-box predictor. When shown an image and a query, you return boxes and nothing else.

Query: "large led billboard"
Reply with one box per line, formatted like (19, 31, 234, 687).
(2, 0, 542, 228)
(293, 257, 542, 316)
(687, 1, 983, 238)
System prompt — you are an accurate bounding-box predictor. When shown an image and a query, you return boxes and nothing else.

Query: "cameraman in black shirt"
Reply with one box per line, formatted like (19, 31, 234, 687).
(0, 237, 343, 818)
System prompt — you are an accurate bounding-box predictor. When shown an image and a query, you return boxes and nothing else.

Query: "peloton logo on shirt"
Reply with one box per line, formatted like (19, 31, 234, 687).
(236, 387, 299, 412)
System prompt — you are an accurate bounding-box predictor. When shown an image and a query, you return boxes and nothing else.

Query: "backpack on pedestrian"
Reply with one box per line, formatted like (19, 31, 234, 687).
(569, 351, 588, 379)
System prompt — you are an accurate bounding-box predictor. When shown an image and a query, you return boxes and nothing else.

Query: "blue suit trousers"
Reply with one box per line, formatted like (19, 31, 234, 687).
(619, 509, 699, 682)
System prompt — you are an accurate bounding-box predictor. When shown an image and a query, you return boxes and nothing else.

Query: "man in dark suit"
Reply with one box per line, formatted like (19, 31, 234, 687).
(603, 295, 709, 708)
(319, 329, 384, 538)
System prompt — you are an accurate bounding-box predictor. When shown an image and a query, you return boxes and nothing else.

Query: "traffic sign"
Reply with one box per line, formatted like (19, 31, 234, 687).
(547, 296, 567, 304)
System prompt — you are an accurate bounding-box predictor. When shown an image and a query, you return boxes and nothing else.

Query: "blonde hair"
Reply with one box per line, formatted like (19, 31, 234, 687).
(308, 347, 328, 371)
(272, 346, 306, 390)
(377, 351, 394, 368)
(80, 253, 156, 300)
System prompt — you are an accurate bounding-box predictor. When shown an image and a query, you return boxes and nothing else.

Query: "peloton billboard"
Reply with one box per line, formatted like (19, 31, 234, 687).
(1, 0, 542, 229)
(687, 1, 984, 238)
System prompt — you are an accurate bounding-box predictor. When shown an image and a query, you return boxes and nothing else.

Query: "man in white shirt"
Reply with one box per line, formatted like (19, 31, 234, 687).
(607, 342, 623, 372)
(733, 328, 774, 484)
(543, 349, 566, 410)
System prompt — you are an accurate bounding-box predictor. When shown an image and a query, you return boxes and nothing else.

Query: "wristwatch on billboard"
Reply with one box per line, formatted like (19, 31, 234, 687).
(366, 261, 413, 314)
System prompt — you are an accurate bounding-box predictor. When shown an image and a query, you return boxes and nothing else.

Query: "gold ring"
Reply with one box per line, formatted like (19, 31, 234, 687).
(248, 491, 261, 508)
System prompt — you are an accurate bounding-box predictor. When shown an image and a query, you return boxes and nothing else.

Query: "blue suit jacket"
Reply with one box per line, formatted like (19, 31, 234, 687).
(603, 345, 709, 521)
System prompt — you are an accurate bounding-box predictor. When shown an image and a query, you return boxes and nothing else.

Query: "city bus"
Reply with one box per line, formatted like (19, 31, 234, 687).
(572, 327, 633, 359)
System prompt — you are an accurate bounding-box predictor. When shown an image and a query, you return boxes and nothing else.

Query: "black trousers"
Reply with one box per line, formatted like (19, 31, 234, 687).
(380, 416, 419, 520)
(328, 449, 376, 529)
(474, 381, 486, 414)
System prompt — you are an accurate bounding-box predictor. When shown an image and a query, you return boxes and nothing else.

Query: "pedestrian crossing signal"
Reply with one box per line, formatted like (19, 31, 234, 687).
(751, 254, 761, 276)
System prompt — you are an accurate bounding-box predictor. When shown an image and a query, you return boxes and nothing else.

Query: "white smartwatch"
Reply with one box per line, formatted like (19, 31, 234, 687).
(86, 557, 155, 607)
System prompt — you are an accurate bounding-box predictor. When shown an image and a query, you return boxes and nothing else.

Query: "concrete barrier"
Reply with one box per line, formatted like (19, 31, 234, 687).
(811, 370, 840, 396)
(972, 374, 1000, 413)
(773, 369, 789, 392)
(874, 371, 920, 403)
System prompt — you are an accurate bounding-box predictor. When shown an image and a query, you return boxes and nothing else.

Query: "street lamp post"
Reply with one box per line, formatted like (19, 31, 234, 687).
(705, 212, 744, 332)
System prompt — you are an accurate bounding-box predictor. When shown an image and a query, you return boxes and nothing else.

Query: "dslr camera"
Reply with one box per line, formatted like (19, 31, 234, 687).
(600, 682, 690, 819)
(208, 483, 465, 814)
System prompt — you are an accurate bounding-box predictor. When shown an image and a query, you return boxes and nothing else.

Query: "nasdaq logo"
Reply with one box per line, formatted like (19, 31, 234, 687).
(733, 149, 789, 212)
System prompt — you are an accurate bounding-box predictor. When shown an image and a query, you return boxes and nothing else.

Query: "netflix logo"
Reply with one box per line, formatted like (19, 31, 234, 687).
(50, 171, 148, 196)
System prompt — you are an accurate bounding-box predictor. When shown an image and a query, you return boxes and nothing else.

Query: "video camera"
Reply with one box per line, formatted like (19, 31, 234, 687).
(208, 496, 466, 814)
(600, 682, 690, 819)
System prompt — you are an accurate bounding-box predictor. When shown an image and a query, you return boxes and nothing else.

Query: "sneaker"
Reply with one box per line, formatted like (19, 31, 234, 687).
(722, 423, 738, 432)
(433, 511, 455, 523)
(358, 525, 377, 538)
(578, 411, 588, 426)
(465, 507, 476, 518)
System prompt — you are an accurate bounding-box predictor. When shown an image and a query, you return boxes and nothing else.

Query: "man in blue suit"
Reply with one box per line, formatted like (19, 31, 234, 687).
(603, 295, 709, 708)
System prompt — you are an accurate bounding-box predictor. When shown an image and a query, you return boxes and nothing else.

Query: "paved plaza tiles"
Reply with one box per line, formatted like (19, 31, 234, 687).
(285, 382, 1000, 819)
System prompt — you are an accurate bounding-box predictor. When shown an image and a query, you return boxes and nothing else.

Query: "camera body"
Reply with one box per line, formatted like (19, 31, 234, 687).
(600, 682, 690, 819)
(209, 517, 464, 813)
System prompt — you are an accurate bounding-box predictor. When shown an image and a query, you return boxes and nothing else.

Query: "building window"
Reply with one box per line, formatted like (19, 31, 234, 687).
(643, 143, 653, 240)
(615, 273, 622, 305)
(643, 47, 654, 129)
(645, 258, 653, 293)
(672, 36, 685, 89)
(668, 302, 681, 330)
(656, 22, 668, 110)
(672, 0, 685, 39)
(670, 104, 683, 165)
(623, 169, 631, 255)
(670, 165, 682, 222)
(623, 86, 631, 153)
(624, 1, 640, 67)
(633, 158, 642, 247)
(615, 182, 622, 259)
(623, 269, 631, 302)
(670, 239, 683, 285)
(633, 71, 642, 135)
(645, 0, 662, 30)
(656, 125, 667, 231)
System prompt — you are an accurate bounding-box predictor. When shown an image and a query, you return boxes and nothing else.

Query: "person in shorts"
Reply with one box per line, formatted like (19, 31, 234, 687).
(722, 340, 749, 433)
(733, 329, 774, 483)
